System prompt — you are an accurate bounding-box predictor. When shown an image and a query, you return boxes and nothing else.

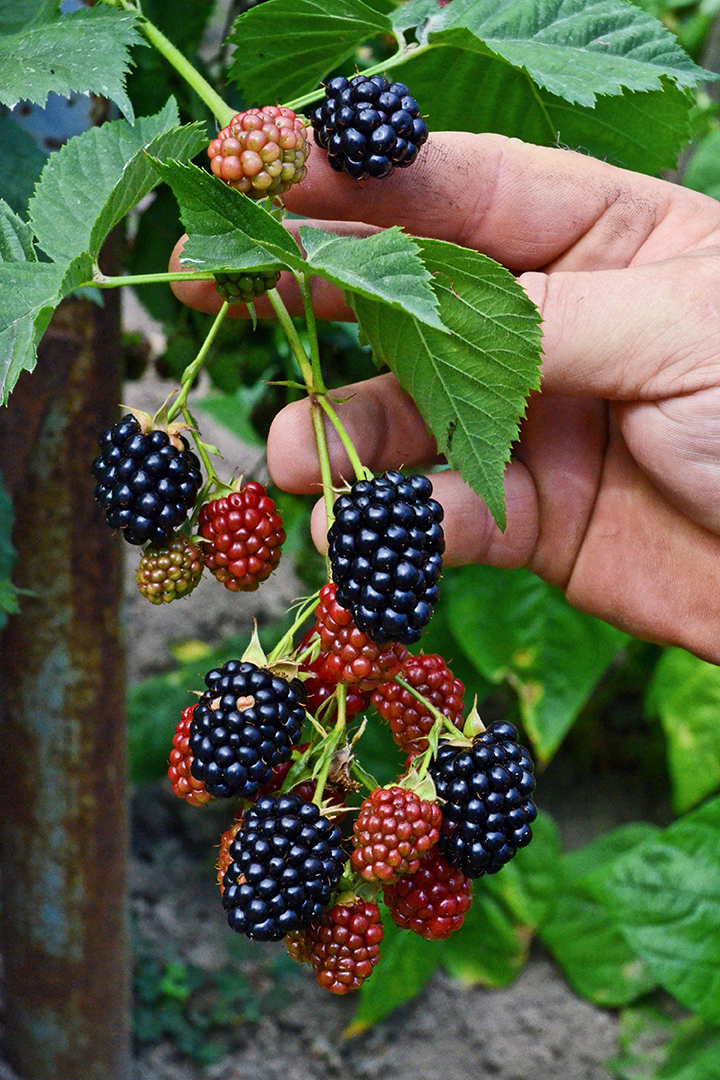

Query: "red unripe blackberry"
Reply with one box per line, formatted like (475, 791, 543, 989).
(311, 75, 428, 180)
(430, 721, 537, 878)
(372, 653, 464, 751)
(301, 900, 384, 994)
(92, 414, 203, 546)
(207, 106, 310, 199)
(315, 583, 407, 691)
(168, 706, 214, 807)
(136, 532, 203, 604)
(328, 471, 444, 645)
(189, 659, 306, 799)
(350, 785, 442, 883)
(299, 628, 372, 718)
(198, 481, 285, 592)
(221, 793, 346, 940)
(214, 268, 281, 305)
(383, 848, 472, 940)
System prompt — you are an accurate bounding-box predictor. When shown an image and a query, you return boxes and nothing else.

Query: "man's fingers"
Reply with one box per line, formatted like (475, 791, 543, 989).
(523, 251, 720, 401)
(308, 462, 539, 570)
(285, 132, 718, 272)
(267, 373, 439, 491)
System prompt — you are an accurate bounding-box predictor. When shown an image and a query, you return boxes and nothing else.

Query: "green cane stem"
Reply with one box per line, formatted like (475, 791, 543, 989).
(92, 270, 217, 289)
(316, 395, 369, 484)
(267, 592, 321, 664)
(181, 404, 221, 485)
(282, 44, 430, 113)
(100, 0, 235, 127)
(312, 685, 346, 808)
(394, 676, 466, 739)
(167, 301, 229, 423)
(267, 289, 315, 388)
(312, 400, 337, 536)
(295, 271, 325, 393)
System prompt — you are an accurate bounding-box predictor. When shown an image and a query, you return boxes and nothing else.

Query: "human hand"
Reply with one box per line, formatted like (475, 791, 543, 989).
(170, 133, 720, 663)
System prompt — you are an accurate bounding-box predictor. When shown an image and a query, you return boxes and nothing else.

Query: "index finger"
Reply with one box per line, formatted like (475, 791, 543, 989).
(285, 131, 715, 272)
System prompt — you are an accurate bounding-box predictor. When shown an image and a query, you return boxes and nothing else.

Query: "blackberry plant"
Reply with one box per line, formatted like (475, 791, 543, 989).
(3, 0, 718, 1066)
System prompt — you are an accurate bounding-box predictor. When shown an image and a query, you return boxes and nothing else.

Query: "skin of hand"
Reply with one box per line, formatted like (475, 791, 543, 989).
(170, 132, 720, 664)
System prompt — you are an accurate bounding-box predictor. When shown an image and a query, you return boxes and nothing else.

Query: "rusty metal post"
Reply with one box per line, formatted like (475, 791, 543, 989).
(0, 281, 131, 1079)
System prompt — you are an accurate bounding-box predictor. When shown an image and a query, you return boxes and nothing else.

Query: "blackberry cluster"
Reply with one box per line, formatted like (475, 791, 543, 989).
(430, 722, 537, 878)
(311, 75, 428, 179)
(168, 706, 214, 807)
(292, 900, 384, 994)
(350, 785, 442, 883)
(188, 660, 306, 799)
(221, 793, 346, 940)
(328, 472, 444, 645)
(314, 583, 407, 688)
(214, 269, 281, 305)
(197, 482, 285, 592)
(92, 414, 202, 546)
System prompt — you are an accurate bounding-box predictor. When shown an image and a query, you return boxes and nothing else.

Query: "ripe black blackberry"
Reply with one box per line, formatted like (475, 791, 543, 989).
(92, 414, 203, 546)
(188, 660, 306, 799)
(327, 471, 444, 645)
(430, 721, 537, 878)
(221, 793, 346, 941)
(311, 74, 428, 180)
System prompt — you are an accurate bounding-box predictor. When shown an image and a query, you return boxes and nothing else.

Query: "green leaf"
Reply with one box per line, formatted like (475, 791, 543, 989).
(645, 648, 720, 814)
(300, 226, 445, 332)
(0, 114, 47, 216)
(443, 565, 629, 762)
(424, 0, 709, 107)
(0, 200, 36, 262)
(0, 5, 143, 121)
(394, 44, 694, 175)
(0, 0, 59, 34)
(657, 1017, 720, 1080)
(348, 915, 441, 1034)
(0, 260, 66, 403)
(153, 160, 300, 272)
(483, 810, 561, 930)
(227, 0, 391, 105)
(683, 129, 720, 202)
(541, 825, 661, 1007)
(29, 99, 207, 265)
(440, 886, 527, 986)
(352, 238, 542, 530)
(593, 798, 720, 1024)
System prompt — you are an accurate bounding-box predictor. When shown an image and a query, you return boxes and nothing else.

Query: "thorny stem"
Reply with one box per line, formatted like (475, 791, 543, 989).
(167, 302, 229, 422)
(312, 685, 347, 808)
(99, 0, 235, 127)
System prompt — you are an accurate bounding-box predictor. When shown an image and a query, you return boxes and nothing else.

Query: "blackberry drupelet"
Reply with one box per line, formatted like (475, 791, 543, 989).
(372, 652, 464, 751)
(290, 900, 384, 993)
(430, 721, 537, 878)
(221, 793, 346, 941)
(92, 414, 203, 547)
(327, 471, 444, 645)
(188, 660, 306, 799)
(311, 75, 428, 180)
(213, 268, 281, 305)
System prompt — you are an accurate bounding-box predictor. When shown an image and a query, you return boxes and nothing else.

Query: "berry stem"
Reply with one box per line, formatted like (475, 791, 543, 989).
(180, 404, 221, 487)
(167, 301, 229, 423)
(267, 288, 315, 389)
(267, 591, 322, 664)
(312, 685, 346, 808)
(282, 44, 432, 113)
(294, 271, 325, 394)
(311, 400, 337, 535)
(92, 270, 217, 289)
(316, 395, 370, 483)
(395, 675, 468, 739)
(99, 0, 235, 127)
